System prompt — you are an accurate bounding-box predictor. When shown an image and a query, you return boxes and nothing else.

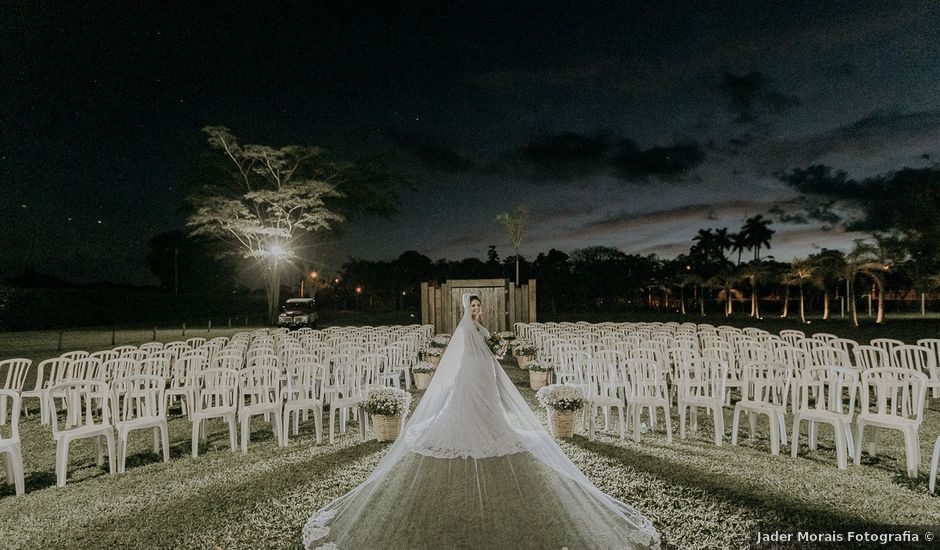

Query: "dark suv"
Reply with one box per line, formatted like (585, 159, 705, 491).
(277, 298, 318, 329)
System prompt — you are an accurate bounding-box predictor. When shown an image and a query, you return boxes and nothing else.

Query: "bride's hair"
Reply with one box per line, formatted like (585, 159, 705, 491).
(469, 294, 481, 304)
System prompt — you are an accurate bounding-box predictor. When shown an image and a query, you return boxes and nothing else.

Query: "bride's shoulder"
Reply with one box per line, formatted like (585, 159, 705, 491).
(476, 323, 491, 338)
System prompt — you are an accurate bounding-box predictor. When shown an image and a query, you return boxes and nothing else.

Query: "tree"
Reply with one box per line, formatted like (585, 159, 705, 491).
(495, 205, 529, 287)
(807, 249, 846, 320)
(741, 215, 775, 261)
(707, 268, 741, 317)
(532, 249, 571, 314)
(737, 260, 772, 318)
(781, 258, 818, 324)
(846, 233, 904, 325)
(188, 126, 350, 322)
(730, 231, 747, 265)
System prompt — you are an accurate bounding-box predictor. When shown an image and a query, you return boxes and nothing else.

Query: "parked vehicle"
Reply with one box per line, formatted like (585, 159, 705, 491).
(277, 298, 318, 329)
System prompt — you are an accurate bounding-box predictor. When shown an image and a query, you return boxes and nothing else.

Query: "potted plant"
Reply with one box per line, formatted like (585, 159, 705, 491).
(535, 384, 584, 439)
(412, 362, 435, 390)
(429, 334, 451, 349)
(526, 361, 553, 390)
(361, 387, 412, 442)
(423, 347, 443, 366)
(514, 341, 538, 368)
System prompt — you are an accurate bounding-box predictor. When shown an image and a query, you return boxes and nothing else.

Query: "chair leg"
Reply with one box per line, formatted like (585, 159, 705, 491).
(854, 423, 865, 465)
(713, 405, 724, 446)
(272, 409, 283, 447)
(790, 416, 801, 459)
(314, 407, 323, 445)
(282, 409, 291, 445)
(768, 413, 780, 455)
(95, 436, 104, 468)
(329, 407, 336, 444)
(678, 404, 687, 439)
(618, 406, 625, 442)
(833, 421, 847, 469)
(152, 427, 160, 454)
(731, 406, 742, 446)
(12, 449, 25, 496)
(117, 433, 127, 474)
(56, 439, 69, 487)
(105, 433, 116, 475)
(929, 437, 940, 493)
(663, 405, 673, 444)
(632, 404, 641, 443)
(747, 411, 757, 442)
(809, 420, 818, 450)
(904, 427, 919, 478)
(868, 426, 879, 457)
(228, 416, 238, 452)
(240, 413, 250, 453)
(161, 424, 170, 463)
(191, 421, 199, 458)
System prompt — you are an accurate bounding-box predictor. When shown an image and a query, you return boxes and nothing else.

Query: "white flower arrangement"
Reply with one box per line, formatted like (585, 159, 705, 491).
(498, 331, 516, 340)
(412, 361, 435, 374)
(423, 347, 443, 357)
(514, 340, 538, 356)
(485, 334, 509, 360)
(525, 361, 553, 372)
(430, 334, 451, 348)
(536, 384, 584, 411)
(361, 387, 412, 417)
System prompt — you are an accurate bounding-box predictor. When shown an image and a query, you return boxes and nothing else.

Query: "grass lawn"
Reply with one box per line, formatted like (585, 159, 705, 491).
(2, 324, 940, 549)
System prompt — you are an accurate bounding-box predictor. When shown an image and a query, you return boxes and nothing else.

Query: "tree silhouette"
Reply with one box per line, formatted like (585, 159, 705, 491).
(741, 215, 775, 261)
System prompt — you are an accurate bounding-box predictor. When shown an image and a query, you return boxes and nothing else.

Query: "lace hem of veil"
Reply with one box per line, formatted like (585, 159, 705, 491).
(405, 438, 530, 459)
(302, 510, 336, 550)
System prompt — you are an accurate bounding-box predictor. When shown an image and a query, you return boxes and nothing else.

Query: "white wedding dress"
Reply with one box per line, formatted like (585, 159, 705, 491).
(302, 293, 660, 549)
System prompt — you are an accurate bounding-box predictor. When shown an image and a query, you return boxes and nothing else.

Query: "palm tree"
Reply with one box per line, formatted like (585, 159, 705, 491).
(730, 232, 747, 265)
(844, 234, 902, 326)
(678, 272, 705, 316)
(738, 261, 771, 318)
(707, 268, 741, 317)
(781, 258, 818, 324)
(807, 249, 846, 321)
(741, 215, 775, 261)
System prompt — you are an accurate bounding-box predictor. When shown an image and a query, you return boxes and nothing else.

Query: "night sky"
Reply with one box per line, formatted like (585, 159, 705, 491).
(3, 2, 939, 284)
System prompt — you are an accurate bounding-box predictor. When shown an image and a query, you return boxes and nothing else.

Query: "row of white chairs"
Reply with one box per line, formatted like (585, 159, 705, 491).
(519, 321, 940, 483)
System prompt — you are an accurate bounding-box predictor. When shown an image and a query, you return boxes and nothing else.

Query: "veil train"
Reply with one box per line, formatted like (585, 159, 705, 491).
(302, 292, 660, 549)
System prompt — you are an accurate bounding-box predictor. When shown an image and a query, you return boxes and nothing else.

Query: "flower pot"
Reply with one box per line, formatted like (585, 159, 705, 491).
(549, 409, 575, 439)
(529, 370, 549, 390)
(518, 355, 534, 369)
(373, 414, 402, 442)
(427, 355, 441, 366)
(414, 372, 433, 390)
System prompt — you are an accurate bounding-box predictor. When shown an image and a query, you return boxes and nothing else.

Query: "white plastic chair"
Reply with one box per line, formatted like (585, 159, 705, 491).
(676, 358, 727, 445)
(871, 338, 903, 361)
(0, 389, 24, 495)
(917, 338, 940, 398)
(0, 359, 30, 426)
(282, 360, 324, 445)
(166, 352, 205, 419)
(625, 359, 672, 444)
(581, 359, 626, 441)
(854, 367, 927, 478)
(21, 357, 70, 424)
(191, 368, 239, 458)
(853, 345, 889, 371)
(238, 366, 283, 452)
(790, 366, 858, 469)
(731, 361, 792, 455)
(111, 375, 170, 473)
(48, 380, 116, 487)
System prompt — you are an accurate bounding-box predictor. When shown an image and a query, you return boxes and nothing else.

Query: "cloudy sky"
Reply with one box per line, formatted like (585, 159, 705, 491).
(3, 2, 940, 283)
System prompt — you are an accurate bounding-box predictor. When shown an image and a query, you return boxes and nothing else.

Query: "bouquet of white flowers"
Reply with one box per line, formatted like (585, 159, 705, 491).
(513, 340, 538, 356)
(424, 347, 443, 358)
(430, 334, 451, 349)
(525, 361, 553, 372)
(485, 334, 509, 359)
(361, 387, 412, 417)
(536, 384, 584, 411)
(411, 361, 435, 374)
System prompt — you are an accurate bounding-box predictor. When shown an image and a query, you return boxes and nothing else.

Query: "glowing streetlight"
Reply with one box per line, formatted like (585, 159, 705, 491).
(355, 286, 363, 294)
(310, 271, 318, 279)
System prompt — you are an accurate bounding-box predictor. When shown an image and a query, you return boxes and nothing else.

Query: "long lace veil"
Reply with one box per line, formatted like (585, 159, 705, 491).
(303, 292, 660, 549)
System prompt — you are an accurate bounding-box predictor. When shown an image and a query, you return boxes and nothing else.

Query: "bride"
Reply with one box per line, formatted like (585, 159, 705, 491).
(302, 293, 660, 549)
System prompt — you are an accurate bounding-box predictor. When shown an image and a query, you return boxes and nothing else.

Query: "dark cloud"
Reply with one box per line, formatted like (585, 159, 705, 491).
(387, 129, 475, 173)
(719, 71, 800, 124)
(512, 131, 705, 183)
